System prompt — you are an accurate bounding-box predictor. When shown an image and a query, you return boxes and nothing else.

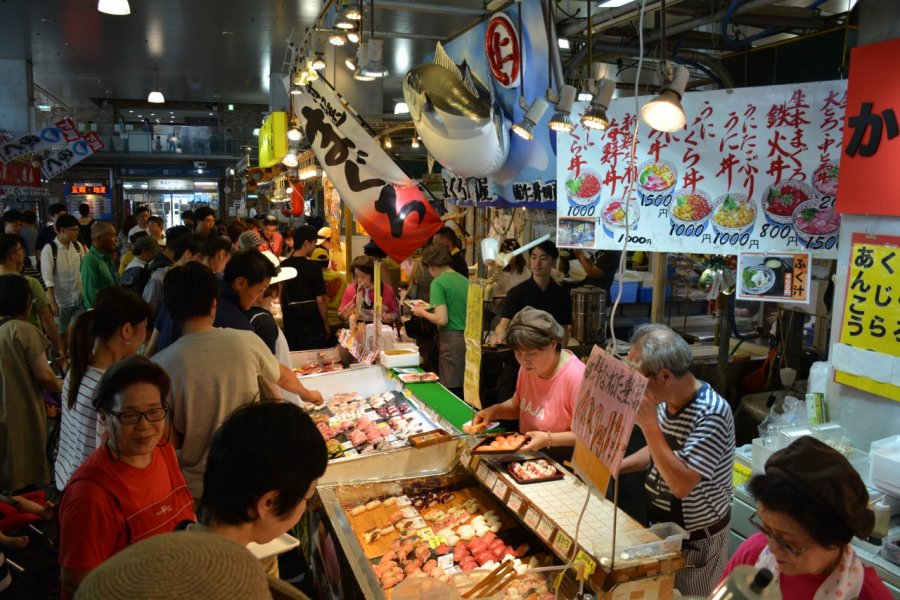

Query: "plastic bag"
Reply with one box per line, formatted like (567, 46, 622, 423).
(757, 395, 805, 446)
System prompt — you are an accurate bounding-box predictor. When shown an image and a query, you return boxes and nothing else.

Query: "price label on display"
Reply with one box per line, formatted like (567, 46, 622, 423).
(508, 492, 523, 513)
(476, 462, 491, 482)
(553, 531, 573, 557)
(492, 478, 508, 499)
(524, 506, 541, 529)
(460, 448, 473, 469)
(484, 470, 498, 490)
(536, 517, 555, 542)
(438, 554, 455, 571)
(401, 507, 418, 519)
(574, 550, 597, 578)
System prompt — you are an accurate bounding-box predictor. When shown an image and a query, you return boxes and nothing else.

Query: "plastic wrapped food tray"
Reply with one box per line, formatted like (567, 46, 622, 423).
(589, 522, 687, 564)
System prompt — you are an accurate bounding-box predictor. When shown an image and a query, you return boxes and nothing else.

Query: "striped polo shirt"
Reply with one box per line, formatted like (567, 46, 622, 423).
(645, 382, 735, 532)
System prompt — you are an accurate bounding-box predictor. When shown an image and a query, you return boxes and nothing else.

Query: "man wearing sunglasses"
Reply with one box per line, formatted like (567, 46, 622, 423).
(620, 324, 735, 597)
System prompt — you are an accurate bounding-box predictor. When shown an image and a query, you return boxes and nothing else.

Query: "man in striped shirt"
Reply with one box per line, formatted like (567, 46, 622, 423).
(620, 324, 735, 597)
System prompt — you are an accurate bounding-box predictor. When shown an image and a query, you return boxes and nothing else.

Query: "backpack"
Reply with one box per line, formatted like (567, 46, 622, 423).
(119, 264, 150, 295)
(78, 219, 96, 247)
(49, 239, 85, 275)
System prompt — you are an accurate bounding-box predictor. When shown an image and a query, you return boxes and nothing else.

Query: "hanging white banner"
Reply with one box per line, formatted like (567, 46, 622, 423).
(556, 80, 846, 259)
(293, 78, 442, 263)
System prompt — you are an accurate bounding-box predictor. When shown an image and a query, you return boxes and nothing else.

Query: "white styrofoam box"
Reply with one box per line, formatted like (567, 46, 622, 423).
(870, 435, 900, 498)
(380, 348, 420, 368)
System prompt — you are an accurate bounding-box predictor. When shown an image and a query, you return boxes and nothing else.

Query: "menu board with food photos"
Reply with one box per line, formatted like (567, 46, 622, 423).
(556, 80, 846, 259)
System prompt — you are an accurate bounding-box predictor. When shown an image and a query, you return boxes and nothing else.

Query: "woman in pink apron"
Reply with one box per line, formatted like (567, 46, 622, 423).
(58, 355, 195, 597)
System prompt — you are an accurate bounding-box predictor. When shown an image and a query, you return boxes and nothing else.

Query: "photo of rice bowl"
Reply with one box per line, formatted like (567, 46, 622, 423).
(600, 197, 640, 238)
(564, 168, 603, 206)
(812, 162, 839, 197)
(670, 189, 713, 232)
(711, 193, 757, 235)
(636, 160, 678, 195)
(761, 180, 812, 225)
(792, 200, 840, 245)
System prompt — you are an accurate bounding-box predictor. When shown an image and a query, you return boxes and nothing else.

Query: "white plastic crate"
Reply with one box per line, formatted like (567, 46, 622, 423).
(869, 435, 900, 498)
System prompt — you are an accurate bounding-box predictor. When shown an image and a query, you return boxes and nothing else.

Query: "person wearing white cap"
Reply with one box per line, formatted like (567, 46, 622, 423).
(316, 226, 346, 273)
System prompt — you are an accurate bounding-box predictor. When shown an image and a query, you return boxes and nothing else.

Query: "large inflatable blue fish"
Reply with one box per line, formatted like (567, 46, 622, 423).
(402, 42, 510, 178)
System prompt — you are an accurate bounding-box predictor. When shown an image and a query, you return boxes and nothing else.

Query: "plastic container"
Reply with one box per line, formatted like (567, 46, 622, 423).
(380, 348, 420, 368)
(869, 435, 900, 498)
(609, 280, 639, 303)
(449, 570, 503, 600)
(882, 531, 900, 567)
(591, 522, 687, 563)
(393, 577, 460, 600)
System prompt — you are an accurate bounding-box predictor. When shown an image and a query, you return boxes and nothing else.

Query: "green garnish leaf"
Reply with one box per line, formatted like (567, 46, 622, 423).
(723, 195, 738, 212)
(800, 208, 817, 221)
(566, 179, 581, 195)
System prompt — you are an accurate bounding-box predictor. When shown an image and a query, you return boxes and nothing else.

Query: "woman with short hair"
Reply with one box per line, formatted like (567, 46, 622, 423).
(411, 244, 470, 397)
(721, 436, 892, 599)
(58, 356, 195, 597)
(472, 307, 585, 459)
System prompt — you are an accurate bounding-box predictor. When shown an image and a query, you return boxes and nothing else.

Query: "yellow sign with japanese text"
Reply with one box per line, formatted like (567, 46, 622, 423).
(463, 282, 484, 409)
(258, 111, 288, 168)
(836, 233, 900, 402)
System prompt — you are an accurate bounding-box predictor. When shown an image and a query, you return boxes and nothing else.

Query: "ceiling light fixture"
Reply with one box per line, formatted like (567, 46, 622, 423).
(328, 33, 346, 46)
(344, 5, 362, 20)
(597, 0, 635, 7)
(557, 38, 570, 50)
(345, 56, 357, 71)
(548, 85, 577, 132)
(511, 97, 549, 141)
(353, 43, 375, 81)
(287, 127, 302, 142)
(361, 38, 388, 78)
(311, 52, 326, 70)
(336, 16, 354, 29)
(346, 28, 360, 44)
(282, 150, 299, 168)
(97, 0, 130, 15)
(411, 136, 420, 149)
(394, 102, 409, 115)
(384, 136, 392, 148)
(640, 63, 689, 132)
(290, 85, 303, 95)
(147, 90, 165, 103)
(581, 78, 615, 130)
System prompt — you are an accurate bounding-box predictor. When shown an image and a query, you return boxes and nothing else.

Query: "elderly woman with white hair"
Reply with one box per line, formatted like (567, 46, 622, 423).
(472, 307, 585, 458)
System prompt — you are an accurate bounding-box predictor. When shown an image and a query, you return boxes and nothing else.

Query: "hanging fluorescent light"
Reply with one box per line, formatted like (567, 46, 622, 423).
(147, 90, 165, 103)
(394, 102, 409, 115)
(640, 64, 689, 132)
(328, 33, 346, 46)
(511, 97, 550, 141)
(311, 52, 327, 70)
(581, 78, 615, 130)
(361, 39, 388, 78)
(548, 85, 577, 132)
(346, 29, 360, 43)
(97, 0, 130, 15)
(597, 0, 635, 7)
(287, 127, 302, 142)
(282, 151, 299, 168)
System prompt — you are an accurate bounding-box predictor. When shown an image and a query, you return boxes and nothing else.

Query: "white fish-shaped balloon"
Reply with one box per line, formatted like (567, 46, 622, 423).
(402, 42, 510, 178)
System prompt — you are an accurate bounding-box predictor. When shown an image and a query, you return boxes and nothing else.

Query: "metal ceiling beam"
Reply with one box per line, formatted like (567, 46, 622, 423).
(373, 1, 488, 16)
(560, 0, 689, 38)
(588, 42, 736, 89)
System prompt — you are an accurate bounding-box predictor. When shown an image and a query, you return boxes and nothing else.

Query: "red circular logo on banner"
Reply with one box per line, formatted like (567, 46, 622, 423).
(485, 13, 521, 89)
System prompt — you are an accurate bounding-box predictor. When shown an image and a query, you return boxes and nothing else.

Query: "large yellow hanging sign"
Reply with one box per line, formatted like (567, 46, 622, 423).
(833, 232, 900, 402)
(258, 111, 288, 168)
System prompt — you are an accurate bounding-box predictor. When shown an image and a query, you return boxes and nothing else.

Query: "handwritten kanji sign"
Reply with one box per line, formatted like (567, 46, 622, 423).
(833, 233, 900, 402)
(570, 346, 647, 476)
(836, 37, 900, 217)
(463, 282, 484, 409)
(557, 81, 846, 258)
(294, 78, 442, 263)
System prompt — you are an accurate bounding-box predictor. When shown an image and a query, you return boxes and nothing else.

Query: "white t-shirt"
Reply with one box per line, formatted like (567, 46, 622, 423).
(40, 239, 85, 309)
(152, 328, 281, 498)
(55, 366, 105, 489)
(128, 224, 148, 240)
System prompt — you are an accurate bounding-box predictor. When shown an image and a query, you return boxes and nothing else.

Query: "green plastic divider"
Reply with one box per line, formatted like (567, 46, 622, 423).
(403, 382, 475, 431)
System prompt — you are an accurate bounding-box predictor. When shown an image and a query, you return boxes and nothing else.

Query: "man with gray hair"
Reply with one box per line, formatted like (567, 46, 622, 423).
(80, 221, 118, 309)
(620, 323, 735, 597)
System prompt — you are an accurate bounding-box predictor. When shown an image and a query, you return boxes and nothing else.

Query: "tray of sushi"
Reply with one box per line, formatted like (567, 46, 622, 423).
(503, 458, 565, 485)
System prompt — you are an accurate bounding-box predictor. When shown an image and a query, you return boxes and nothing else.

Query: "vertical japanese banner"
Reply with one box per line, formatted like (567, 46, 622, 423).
(736, 252, 812, 304)
(571, 346, 648, 479)
(557, 81, 846, 258)
(832, 233, 900, 402)
(463, 282, 484, 409)
(294, 78, 442, 263)
(836, 37, 900, 217)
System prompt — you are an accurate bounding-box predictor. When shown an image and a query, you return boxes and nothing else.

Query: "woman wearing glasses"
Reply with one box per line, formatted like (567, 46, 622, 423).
(721, 436, 891, 599)
(57, 356, 195, 597)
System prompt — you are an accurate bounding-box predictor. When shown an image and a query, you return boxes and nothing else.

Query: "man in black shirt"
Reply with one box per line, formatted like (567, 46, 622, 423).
(434, 226, 469, 279)
(281, 225, 330, 350)
(495, 239, 571, 346)
(573, 249, 620, 300)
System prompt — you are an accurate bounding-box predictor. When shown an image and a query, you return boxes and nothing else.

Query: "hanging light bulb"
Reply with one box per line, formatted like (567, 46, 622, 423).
(640, 64, 689, 132)
(311, 52, 327, 70)
(328, 33, 346, 46)
(344, 5, 361, 20)
(345, 56, 357, 71)
(548, 85, 577, 132)
(147, 89, 165, 103)
(581, 78, 615, 130)
(354, 43, 375, 81)
(361, 39, 388, 78)
(306, 63, 319, 81)
(511, 97, 550, 141)
(97, 0, 130, 15)
(384, 136, 392, 148)
(411, 136, 420, 149)
(282, 150, 299, 168)
(287, 127, 302, 142)
(290, 85, 303, 95)
(346, 28, 360, 43)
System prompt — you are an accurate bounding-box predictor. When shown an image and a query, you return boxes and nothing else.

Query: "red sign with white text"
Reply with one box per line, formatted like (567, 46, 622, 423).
(836, 37, 900, 216)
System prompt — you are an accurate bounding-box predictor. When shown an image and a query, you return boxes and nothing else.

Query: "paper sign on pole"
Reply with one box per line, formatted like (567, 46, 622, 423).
(571, 346, 648, 477)
(294, 78, 442, 263)
(463, 282, 484, 408)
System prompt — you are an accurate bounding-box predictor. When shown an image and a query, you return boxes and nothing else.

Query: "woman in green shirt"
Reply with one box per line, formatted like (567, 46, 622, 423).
(411, 244, 469, 397)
